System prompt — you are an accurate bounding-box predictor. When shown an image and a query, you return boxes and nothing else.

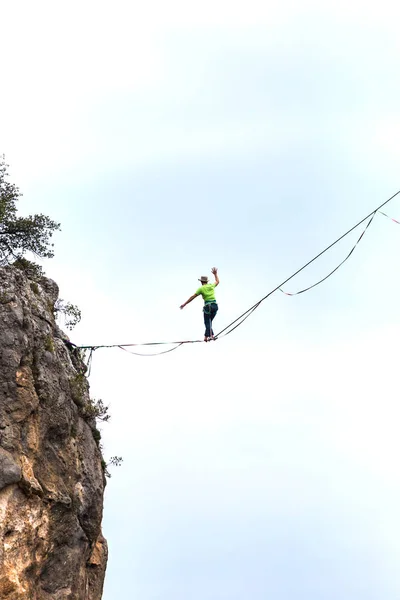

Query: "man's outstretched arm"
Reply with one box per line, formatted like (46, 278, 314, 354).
(180, 294, 198, 309)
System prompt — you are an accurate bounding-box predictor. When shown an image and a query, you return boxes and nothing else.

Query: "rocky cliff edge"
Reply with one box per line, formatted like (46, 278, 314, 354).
(0, 266, 107, 599)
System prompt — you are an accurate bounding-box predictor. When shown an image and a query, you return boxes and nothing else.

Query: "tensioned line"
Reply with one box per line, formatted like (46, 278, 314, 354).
(75, 190, 400, 359)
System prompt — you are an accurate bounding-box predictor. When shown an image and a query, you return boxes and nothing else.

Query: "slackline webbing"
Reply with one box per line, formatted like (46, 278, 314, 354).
(279, 213, 376, 296)
(379, 211, 400, 224)
(75, 190, 400, 361)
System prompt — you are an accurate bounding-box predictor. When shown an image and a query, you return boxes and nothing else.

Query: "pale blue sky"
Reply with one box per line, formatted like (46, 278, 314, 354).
(2, 1, 400, 599)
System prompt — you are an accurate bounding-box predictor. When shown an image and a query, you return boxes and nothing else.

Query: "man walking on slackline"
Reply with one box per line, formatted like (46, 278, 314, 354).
(180, 267, 219, 342)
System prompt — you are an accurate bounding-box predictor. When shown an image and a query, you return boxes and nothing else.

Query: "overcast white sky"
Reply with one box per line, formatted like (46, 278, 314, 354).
(2, 1, 400, 598)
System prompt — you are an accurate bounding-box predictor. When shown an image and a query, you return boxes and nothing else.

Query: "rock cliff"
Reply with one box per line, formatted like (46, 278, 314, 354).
(0, 266, 107, 599)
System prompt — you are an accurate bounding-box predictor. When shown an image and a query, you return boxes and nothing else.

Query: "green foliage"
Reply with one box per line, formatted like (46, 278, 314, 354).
(81, 398, 110, 422)
(102, 456, 123, 478)
(108, 456, 123, 468)
(0, 157, 60, 265)
(44, 335, 54, 353)
(92, 428, 101, 445)
(69, 371, 121, 476)
(70, 373, 87, 405)
(13, 257, 45, 280)
(54, 298, 81, 330)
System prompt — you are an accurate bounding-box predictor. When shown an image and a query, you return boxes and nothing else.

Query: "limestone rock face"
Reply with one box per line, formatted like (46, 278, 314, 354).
(0, 266, 107, 599)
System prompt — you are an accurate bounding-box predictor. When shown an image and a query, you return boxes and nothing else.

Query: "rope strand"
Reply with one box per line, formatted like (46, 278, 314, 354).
(279, 212, 376, 297)
(214, 190, 400, 338)
(74, 190, 400, 361)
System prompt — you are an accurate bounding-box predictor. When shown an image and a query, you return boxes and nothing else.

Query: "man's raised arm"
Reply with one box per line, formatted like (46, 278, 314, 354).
(211, 267, 219, 286)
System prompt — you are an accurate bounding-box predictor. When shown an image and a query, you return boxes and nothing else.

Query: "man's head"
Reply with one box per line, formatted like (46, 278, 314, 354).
(198, 276, 208, 284)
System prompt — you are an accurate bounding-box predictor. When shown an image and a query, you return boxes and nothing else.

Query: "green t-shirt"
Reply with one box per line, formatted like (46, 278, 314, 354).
(196, 283, 217, 303)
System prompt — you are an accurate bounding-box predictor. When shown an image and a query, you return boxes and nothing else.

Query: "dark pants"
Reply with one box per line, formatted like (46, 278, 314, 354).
(203, 302, 218, 337)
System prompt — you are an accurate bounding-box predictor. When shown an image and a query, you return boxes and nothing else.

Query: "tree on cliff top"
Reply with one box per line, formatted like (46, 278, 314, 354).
(0, 156, 60, 266)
